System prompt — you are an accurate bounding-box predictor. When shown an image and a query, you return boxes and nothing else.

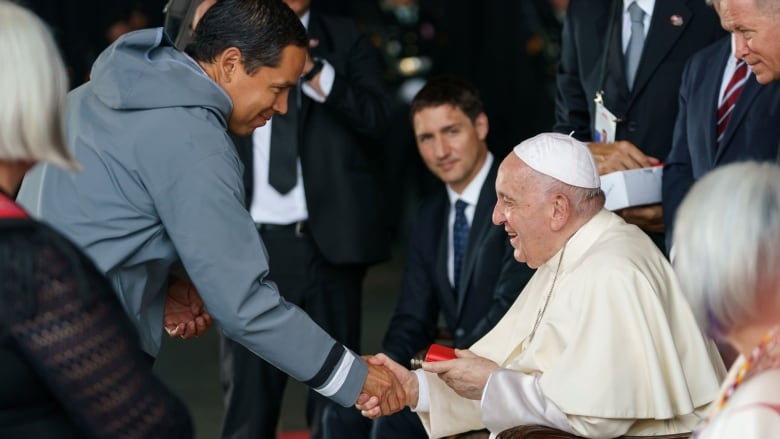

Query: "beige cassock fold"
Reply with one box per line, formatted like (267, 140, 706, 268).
(419, 210, 725, 438)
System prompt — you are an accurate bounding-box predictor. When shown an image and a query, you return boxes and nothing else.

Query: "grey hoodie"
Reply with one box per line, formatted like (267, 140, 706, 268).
(18, 28, 366, 406)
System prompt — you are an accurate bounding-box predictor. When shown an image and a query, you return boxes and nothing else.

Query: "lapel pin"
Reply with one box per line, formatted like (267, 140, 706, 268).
(670, 14, 684, 26)
(309, 38, 319, 49)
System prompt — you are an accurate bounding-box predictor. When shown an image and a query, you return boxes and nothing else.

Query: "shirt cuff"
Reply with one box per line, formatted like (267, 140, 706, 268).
(411, 369, 430, 412)
(301, 59, 334, 102)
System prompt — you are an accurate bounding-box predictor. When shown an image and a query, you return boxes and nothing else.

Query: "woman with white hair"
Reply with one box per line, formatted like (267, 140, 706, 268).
(673, 161, 780, 438)
(0, 2, 192, 437)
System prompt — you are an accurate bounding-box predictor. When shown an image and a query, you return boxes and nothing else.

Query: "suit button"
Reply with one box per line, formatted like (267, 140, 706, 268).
(627, 121, 638, 132)
(455, 328, 465, 337)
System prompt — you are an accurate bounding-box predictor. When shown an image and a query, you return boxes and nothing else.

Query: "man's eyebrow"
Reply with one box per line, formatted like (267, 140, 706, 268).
(271, 81, 296, 89)
(439, 122, 461, 132)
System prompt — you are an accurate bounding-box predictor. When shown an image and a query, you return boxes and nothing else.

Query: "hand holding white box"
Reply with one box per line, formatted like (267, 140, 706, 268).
(600, 166, 663, 211)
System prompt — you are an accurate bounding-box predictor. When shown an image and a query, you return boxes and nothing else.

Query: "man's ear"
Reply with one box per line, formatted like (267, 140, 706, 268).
(217, 47, 243, 83)
(475, 113, 489, 141)
(549, 194, 571, 232)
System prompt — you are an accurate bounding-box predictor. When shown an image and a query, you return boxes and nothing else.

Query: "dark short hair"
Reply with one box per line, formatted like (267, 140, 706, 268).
(185, 0, 307, 75)
(410, 76, 485, 123)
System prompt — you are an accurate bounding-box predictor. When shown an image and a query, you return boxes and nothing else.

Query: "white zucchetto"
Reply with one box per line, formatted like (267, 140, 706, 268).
(513, 133, 600, 189)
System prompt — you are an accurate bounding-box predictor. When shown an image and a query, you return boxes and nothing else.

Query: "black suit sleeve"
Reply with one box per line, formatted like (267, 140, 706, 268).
(319, 19, 392, 140)
(553, 2, 593, 141)
(662, 59, 697, 250)
(381, 208, 440, 366)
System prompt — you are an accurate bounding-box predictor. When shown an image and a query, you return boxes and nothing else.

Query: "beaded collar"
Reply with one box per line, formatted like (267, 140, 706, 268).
(694, 326, 780, 437)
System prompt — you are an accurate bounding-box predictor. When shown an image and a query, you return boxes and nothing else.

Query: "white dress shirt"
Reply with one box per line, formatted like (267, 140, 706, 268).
(249, 10, 336, 225)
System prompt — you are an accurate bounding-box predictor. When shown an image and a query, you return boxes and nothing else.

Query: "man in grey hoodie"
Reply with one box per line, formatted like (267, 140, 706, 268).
(17, 0, 403, 414)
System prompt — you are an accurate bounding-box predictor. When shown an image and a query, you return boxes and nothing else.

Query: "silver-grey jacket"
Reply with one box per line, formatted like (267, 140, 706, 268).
(18, 28, 366, 406)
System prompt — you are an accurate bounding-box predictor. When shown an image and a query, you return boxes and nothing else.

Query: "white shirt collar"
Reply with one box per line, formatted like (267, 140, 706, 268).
(300, 10, 310, 29)
(623, 0, 655, 18)
(447, 153, 494, 208)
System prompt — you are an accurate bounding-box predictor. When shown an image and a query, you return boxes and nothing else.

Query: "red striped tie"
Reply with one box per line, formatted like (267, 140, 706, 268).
(716, 59, 749, 147)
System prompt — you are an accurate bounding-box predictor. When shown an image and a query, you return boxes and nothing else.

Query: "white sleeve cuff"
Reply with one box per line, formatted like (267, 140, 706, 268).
(411, 369, 430, 412)
(313, 346, 355, 397)
(480, 368, 574, 434)
(301, 59, 334, 102)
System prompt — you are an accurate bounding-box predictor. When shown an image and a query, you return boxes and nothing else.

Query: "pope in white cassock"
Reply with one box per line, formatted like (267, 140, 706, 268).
(358, 133, 726, 438)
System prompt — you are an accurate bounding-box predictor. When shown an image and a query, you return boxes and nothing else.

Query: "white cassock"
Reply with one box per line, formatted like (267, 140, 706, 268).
(417, 210, 726, 438)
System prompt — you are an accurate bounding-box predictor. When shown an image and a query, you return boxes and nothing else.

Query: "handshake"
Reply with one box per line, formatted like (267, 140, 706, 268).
(160, 279, 498, 419)
(355, 346, 498, 419)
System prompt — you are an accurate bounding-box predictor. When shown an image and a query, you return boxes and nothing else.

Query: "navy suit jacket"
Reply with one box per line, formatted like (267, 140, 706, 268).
(663, 36, 780, 245)
(381, 161, 535, 365)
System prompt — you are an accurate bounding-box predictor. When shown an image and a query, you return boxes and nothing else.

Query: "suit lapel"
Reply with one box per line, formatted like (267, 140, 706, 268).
(605, 0, 631, 112)
(455, 162, 499, 317)
(629, 0, 692, 99)
(434, 195, 457, 314)
(716, 76, 761, 163)
(702, 41, 731, 165)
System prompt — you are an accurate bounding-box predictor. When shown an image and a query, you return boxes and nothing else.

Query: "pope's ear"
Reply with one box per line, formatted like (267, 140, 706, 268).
(549, 194, 571, 232)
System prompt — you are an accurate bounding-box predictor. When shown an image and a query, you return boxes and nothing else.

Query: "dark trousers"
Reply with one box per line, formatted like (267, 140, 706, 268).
(220, 225, 366, 439)
(322, 404, 427, 439)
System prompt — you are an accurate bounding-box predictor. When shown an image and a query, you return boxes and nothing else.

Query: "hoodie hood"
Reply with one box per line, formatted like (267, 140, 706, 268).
(90, 28, 232, 127)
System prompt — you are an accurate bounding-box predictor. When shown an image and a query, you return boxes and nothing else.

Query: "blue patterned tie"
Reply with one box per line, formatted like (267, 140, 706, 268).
(452, 199, 470, 293)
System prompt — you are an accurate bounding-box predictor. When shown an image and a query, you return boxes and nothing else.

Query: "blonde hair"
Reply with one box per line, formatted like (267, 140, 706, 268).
(0, 1, 78, 169)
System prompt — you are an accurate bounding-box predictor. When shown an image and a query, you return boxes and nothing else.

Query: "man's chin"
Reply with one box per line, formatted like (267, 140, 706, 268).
(227, 124, 256, 137)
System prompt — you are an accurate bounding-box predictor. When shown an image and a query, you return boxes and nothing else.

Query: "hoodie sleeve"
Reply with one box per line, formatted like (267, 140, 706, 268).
(148, 136, 367, 407)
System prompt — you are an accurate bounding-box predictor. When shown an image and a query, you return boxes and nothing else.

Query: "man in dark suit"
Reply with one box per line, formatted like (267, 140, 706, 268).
(663, 24, 780, 252)
(211, 0, 393, 438)
(663, 0, 780, 368)
(554, 0, 725, 251)
(322, 77, 535, 439)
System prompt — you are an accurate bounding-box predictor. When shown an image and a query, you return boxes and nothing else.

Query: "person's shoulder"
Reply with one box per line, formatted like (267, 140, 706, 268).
(687, 36, 729, 68)
(734, 369, 780, 405)
(578, 216, 670, 280)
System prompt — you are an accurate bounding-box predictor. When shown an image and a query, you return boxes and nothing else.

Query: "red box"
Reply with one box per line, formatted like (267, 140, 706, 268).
(424, 344, 456, 362)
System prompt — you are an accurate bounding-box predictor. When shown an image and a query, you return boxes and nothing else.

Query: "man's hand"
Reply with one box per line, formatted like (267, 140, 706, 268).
(588, 140, 660, 175)
(164, 279, 212, 339)
(356, 354, 415, 419)
(617, 204, 665, 233)
(421, 349, 498, 400)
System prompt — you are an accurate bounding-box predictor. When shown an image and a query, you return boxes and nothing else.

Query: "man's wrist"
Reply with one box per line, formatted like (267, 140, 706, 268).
(302, 57, 324, 82)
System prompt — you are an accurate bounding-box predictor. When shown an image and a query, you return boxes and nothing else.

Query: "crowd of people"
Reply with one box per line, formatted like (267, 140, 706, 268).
(2, 0, 780, 438)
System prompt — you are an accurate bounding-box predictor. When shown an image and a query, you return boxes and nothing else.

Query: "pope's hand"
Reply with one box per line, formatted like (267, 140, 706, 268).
(588, 140, 660, 175)
(422, 349, 498, 400)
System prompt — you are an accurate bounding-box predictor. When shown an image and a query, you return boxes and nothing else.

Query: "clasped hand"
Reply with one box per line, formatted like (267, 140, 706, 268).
(356, 349, 499, 419)
(589, 140, 665, 233)
(164, 278, 212, 339)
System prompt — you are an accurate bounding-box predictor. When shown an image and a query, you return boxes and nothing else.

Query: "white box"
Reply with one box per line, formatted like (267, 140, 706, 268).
(600, 166, 663, 211)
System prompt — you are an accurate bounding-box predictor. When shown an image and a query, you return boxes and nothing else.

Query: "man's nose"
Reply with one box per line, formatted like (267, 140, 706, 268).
(492, 203, 504, 225)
